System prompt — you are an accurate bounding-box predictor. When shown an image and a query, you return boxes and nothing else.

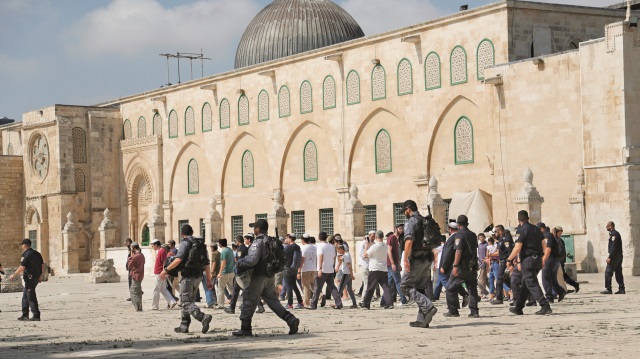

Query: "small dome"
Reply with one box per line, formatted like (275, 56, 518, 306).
(235, 0, 365, 69)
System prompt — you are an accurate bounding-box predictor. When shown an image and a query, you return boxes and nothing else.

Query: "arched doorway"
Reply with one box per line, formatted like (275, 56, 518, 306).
(141, 224, 150, 246)
(127, 165, 154, 243)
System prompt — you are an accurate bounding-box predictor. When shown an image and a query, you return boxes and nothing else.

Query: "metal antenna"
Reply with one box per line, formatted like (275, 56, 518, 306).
(159, 52, 211, 86)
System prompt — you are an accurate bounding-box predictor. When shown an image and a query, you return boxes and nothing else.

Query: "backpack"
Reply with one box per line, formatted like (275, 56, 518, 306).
(264, 236, 286, 278)
(421, 206, 442, 250)
(164, 255, 181, 277)
(183, 236, 208, 270)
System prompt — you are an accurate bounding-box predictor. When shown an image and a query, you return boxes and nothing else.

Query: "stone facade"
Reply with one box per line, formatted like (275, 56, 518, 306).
(0, 1, 638, 276)
(0, 156, 25, 266)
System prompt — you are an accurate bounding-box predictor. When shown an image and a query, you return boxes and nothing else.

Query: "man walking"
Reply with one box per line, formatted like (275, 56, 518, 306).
(161, 224, 213, 334)
(125, 238, 133, 301)
(539, 223, 566, 303)
(127, 242, 145, 312)
(554, 227, 579, 293)
(360, 230, 393, 309)
(283, 234, 304, 309)
(400, 200, 438, 328)
(10, 239, 44, 321)
(309, 232, 342, 310)
(232, 219, 299, 337)
(387, 225, 407, 305)
(299, 234, 317, 308)
(477, 233, 489, 299)
(490, 225, 514, 305)
(216, 238, 235, 309)
(151, 240, 176, 310)
(444, 215, 480, 318)
(601, 221, 625, 295)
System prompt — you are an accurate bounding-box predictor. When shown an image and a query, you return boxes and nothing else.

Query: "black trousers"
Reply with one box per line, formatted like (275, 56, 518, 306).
(362, 271, 392, 308)
(510, 266, 522, 303)
(495, 261, 509, 300)
(541, 258, 565, 300)
(22, 278, 40, 318)
(604, 257, 625, 291)
(229, 280, 242, 310)
(515, 256, 549, 310)
(560, 262, 579, 288)
(446, 269, 479, 315)
(284, 269, 302, 306)
(310, 273, 342, 308)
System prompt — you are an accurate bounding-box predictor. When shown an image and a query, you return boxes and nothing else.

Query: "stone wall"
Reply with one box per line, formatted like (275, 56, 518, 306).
(0, 156, 25, 266)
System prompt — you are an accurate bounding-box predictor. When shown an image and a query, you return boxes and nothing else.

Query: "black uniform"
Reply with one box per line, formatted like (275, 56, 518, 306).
(557, 236, 579, 289)
(20, 247, 44, 319)
(541, 231, 566, 301)
(514, 222, 550, 311)
(438, 233, 468, 297)
(236, 234, 298, 335)
(494, 234, 514, 301)
(604, 229, 625, 292)
(228, 244, 249, 311)
(445, 226, 479, 316)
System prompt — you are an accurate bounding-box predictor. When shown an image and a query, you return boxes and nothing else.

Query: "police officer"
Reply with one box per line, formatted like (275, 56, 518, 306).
(232, 219, 299, 337)
(437, 222, 468, 303)
(399, 200, 438, 328)
(9, 239, 44, 321)
(508, 210, 552, 315)
(225, 233, 265, 314)
(160, 225, 213, 334)
(601, 221, 625, 294)
(538, 222, 566, 303)
(444, 215, 479, 318)
(490, 225, 514, 305)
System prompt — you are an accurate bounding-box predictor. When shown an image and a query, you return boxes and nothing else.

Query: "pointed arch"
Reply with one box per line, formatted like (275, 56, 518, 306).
(279, 85, 291, 118)
(153, 112, 162, 136)
(303, 140, 318, 181)
(137, 116, 147, 138)
(168, 110, 178, 138)
(397, 58, 413, 96)
(258, 90, 269, 121)
(241, 150, 254, 188)
(123, 120, 132, 140)
(220, 98, 231, 129)
(375, 129, 392, 173)
(424, 51, 441, 90)
(346, 70, 360, 105)
(185, 106, 195, 135)
(476, 39, 495, 80)
(323, 75, 336, 109)
(238, 94, 249, 126)
(454, 116, 474, 164)
(371, 65, 386, 100)
(300, 81, 313, 114)
(202, 102, 213, 132)
(26, 206, 41, 225)
(188, 158, 199, 194)
(450, 45, 468, 85)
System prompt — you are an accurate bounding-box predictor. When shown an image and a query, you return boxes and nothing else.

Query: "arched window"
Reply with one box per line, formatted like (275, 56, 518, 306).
(137, 116, 146, 138)
(7, 143, 13, 155)
(258, 90, 269, 121)
(450, 46, 468, 85)
(72, 127, 87, 163)
(346, 70, 360, 105)
(168, 110, 178, 138)
(375, 129, 392, 173)
(279, 86, 290, 118)
(123, 120, 132, 140)
(304, 140, 318, 182)
(424, 52, 441, 90)
(153, 112, 162, 136)
(323, 76, 336, 109)
(371, 65, 386, 101)
(238, 95, 249, 126)
(397, 59, 413, 95)
(300, 81, 312, 114)
(188, 159, 199, 194)
(202, 103, 213, 132)
(454, 117, 474, 164)
(185, 106, 195, 135)
(477, 39, 495, 80)
(74, 169, 85, 192)
(242, 150, 254, 188)
(220, 99, 230, 129)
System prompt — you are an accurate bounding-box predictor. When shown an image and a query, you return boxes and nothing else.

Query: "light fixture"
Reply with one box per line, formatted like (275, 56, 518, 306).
(152, 108, 159, 113)
(200, 84, 217, 91)
(150, 95, 167, 102)
(324, 53, 343, 62)
(532, 57, 544, 65)
(482, 74, 503, 85)
(258, 70, 276, 77)
(371, 59, 380, 65)
(237, 89, 245, 95)
(460, 5, 468, 11)
(401, 35, 421, 44)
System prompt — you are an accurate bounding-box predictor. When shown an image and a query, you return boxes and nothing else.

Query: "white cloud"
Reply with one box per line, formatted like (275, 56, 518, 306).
(0, 53, 39, 77)
(64, 0, 260, 58)
(338, 0, 445, 36)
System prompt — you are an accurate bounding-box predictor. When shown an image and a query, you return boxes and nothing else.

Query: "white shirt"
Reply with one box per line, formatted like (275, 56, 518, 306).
(316, 242, 336, 273)
(487, 244, 497, 256)
(436, 244, 444, 267)
(359, 240, 370, 267)
(366, 242, 388, 272)
(301, 244, 317, 273)
(339, 252, 353, 274)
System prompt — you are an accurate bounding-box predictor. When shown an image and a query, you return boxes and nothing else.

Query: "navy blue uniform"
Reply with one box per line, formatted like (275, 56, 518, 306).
(514, 222, 550, 311)
(445, 226, 479, 316)
(20, 248, 44, 319)
(541, 230, 566, 301)
(604, 229, 625, 292)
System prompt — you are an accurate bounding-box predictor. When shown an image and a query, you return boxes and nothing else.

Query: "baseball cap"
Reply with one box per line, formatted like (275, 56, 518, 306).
(150, 239, 161, 246)
(21, 238, 31, 246)
(249, 219, 268, 231)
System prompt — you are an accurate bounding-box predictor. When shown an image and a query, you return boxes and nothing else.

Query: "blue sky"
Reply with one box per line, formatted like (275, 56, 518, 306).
(0, 0, 620, 121)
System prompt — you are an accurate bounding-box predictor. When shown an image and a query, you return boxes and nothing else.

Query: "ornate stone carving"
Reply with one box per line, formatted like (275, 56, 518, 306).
(123, 120, 132, 139)
(188, 159, 199, 193)
(242, 151, 254, 188)
(258, 91, 269, 121)
(168, 110, 178, 137)
(477, 40, 494, 80)
(238, 95, 249, 125)
(74, 169, 85, 192)
(72, 127, 87, 163)
(153, 112, 162, 135)
(120, 134, 161, 152)
(202, 103, 213, 131)
(304, 141, 318, 181)
(220, 99, 230, 128)
(425, 52, 441, 89)
(279, 86, 291, 117)
(137, 116, 147, 138)
(451, 46, 467, 84)
(31, 134, 49, 179)
(301, 81, 312, 113)
(323, 76, 336, 108)
(372, 65, 386, 100)
(346, 71, 360, 104)
(455, 117, 473, 164)
(375, 130, 392, 173)
(185, 106, 195, 134)
(397, 59, 412, 95)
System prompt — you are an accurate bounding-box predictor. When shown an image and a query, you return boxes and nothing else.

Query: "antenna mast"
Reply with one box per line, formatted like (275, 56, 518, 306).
(159, 51, 211, 87)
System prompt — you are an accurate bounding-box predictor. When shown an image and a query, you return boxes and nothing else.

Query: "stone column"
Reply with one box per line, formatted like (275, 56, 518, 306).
(569, 169, 586, 234)
(99, 209, 117, 259)
(343, 184, 366, 269)
(267, 189, 289, 237)
(61, 212, 81, 274)
(204, 197, 222, 245)
(148, 204, 167, 242)
(514, 167, 545, 224)
(425, 176, 448, 233)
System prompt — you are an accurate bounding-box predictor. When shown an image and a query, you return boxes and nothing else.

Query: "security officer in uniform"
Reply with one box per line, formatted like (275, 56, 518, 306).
(444, 215, 480, 318)
(232, 219, 300, 337)
(601, 221, 625, 294)
(160, 224, 213, 334)
(538, 223, 566, 303)
(508, 210, 552, 315)
(491, 225, 514, 305)
(9, 239, 44, 321)
(400, 200, 438, 328)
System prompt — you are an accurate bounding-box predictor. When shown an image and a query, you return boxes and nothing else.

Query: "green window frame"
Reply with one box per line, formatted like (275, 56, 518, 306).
(188, 158, 199, 194)
(184, 106, 195, 135)
(168, 110, 178, 138)
(454, 116, 474, 165)
(238, 94, 250, 126)
(303, 140, 318, 182)
(375, 129, 392, 174)
(322, 75, 336, 110)
(202, 102, 213, 132)
(371, 64, 386, 101)
(397, 58, 413, 96)
(219, 98, 230, 129)
(476, 39, 495, 81)
(241, 150, 254, 188)
(123, 119, 132, 140)
(300, 81, 313, 114)
(152, 112, 162, 136)
(231, 216, 244, 240)
(278, 85, 291, 118)
(258, 90, 270, 122)
(364, 205, 377, 233)
(291, 210, 305, 237)
(346, 70, 361, 105)
(424, 51, 442, 90)
(319, 208, 334, 236)
(450, 45, 468, 86)
(137, 116, 146, 138)
(393, 203, 407, 228)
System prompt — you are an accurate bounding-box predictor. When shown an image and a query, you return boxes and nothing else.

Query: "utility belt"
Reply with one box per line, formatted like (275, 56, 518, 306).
(410, 250, 432, 261)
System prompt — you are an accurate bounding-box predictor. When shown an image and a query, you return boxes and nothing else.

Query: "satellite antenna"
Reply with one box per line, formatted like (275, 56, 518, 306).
(159, 50, 211, 87)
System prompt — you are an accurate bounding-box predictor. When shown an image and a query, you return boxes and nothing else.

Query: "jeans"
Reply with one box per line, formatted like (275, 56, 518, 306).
(387, 265, 407, 304)
(22, 278, 40, 318)
(202, 274, 217, 307)
(284, 269, 303, 306)
(433, 271, 447, 300)
(336, 273, 357, 306)
(495, 260, 511, 300)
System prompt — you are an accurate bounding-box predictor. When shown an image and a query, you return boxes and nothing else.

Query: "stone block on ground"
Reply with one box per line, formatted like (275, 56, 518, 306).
(87, 259, 120, 284)
(1, 267, 25, 293)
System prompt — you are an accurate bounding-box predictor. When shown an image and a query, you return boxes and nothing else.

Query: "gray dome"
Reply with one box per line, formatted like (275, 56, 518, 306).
(235, 0, 365, 69)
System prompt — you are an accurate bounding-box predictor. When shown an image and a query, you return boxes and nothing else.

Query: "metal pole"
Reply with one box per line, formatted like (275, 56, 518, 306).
(177, 52, 181, 84)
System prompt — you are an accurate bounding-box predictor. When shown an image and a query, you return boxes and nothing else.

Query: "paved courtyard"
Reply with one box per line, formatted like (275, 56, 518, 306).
(0, 273, 638, 358)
